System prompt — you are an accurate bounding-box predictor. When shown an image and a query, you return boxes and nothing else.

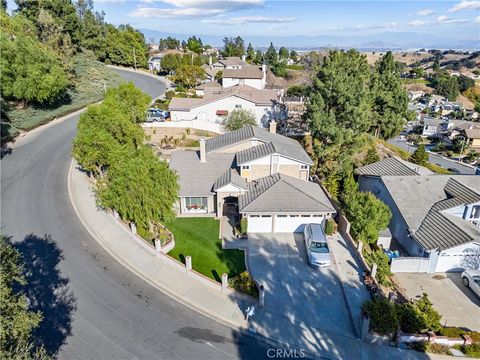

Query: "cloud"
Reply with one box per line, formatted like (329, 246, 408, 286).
(475, 15, 480, 23)
(416, 8, 434, 16)
(202, 16, 296, 25)
(436, 15, 468, 24)
(409, 20, 429, 27)
(130, 0, 265, 18)
(449, 0, 480, 12)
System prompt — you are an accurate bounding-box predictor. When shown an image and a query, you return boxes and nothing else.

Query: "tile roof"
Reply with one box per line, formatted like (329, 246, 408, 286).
(464, 128, 480, 139)
(355, 156, 433, 176)
(380, 175, 480, 251)
(169, 151, 235, 197)
(213, 169, 248, 191)
(195, 81, 221, 90)
(238, 173, 335, 214)
(205, 125, 313, 164)
(223, 66, 263, 79)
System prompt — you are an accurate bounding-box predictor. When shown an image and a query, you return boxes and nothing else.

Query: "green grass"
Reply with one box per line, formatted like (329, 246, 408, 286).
(3, 51, 123, 139)
(167, 217, 246, 282)
(376, 138, 410, 160)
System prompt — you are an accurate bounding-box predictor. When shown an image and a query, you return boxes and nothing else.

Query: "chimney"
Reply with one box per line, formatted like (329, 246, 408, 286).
(241, 54, 246, 62)
(209, 55, 212, 67)
(269, 121, 277, 134)
(262, 63, 266, 75)
(199, 138, 206, 162)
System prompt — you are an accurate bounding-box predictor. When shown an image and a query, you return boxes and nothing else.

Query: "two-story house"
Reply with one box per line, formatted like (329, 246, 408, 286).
(356, 157, 480, 273)
(169, 124, 336, 233)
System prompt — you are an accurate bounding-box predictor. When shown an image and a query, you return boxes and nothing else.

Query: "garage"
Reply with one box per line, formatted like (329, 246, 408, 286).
(248, 215, 272, 233)
(274, 214, 326, 233)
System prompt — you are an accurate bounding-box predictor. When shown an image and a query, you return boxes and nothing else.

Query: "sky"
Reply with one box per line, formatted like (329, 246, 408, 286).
(88, 0, 480, 41)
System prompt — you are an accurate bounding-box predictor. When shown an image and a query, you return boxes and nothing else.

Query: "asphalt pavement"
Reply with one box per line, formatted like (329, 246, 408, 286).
(1, 69, 269, 360)
(388, 137, 476, 175)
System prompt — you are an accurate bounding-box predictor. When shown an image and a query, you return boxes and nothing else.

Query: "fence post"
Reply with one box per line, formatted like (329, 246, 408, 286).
(130, 222, 137, 236)
(259, 284, 265, 308)
(371, 263, 378, 279)
(221, 273, 228, 293)
(155, 239, 161, 255)
(113, 210, 119, 222)
(185, 256, 192, 275)
(361, 316, 370, 341)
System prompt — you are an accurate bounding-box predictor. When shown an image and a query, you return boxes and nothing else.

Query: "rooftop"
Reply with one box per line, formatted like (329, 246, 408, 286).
(355, 156, 433, 177)
(223, 66, 263, 79)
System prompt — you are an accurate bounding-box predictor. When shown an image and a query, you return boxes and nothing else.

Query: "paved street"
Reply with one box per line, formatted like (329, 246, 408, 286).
(1, 69, 269, 360)
(388, 138, 476, 175)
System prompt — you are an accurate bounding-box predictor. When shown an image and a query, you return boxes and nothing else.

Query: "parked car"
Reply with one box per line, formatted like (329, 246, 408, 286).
(303, 223, 331, 267)
(462, 269, 480, 298)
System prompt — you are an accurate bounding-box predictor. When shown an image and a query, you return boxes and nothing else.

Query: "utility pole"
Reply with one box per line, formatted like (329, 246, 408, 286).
(133, 47, 137, 71)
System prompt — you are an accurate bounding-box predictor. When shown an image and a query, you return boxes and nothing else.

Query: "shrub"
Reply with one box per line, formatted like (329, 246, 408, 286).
(229, 271, 258, 298)
(364, 249, 392, 286)
(396, 293, 441, 334)
(439, 327, 480, 343)
(362, 298, 398, 336)
(165, 90, 176, 100)
(410, 342, 451, 355)
(325, 218, 336, 235)
(286, 64, 304, 70)
(240, 218, 248, 234)
(460, 343, 480, 358)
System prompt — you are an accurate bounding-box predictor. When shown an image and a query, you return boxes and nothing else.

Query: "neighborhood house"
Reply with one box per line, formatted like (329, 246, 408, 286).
(169, 124, 336, 233)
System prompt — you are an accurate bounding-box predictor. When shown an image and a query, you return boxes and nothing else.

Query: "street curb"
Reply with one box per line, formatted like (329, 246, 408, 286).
(67, 160, 248, 333)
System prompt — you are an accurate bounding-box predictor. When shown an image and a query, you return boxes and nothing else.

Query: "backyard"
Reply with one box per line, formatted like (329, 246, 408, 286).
(167, 217, 246, 282)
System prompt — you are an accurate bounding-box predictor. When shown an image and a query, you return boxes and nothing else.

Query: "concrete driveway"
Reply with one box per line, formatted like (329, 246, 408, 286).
(246, 233, 354, 338)
(395, 273, 480, 331)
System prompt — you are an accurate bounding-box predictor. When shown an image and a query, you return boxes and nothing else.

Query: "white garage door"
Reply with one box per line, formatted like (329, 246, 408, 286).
(274, 215, 325, 233)
(248, 215, 272, 233)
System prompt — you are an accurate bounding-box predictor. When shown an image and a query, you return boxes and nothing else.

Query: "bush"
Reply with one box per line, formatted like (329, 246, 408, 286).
(229, 271, 258, 298)
(325, 218, 336, 235)
(286, 64, 304, 70)
(396, 293, 441, 334)
(364, 249, 392, 286)
(410, 342, 451, 355)
(240, 218, 248, 234)
(165, 90, 176, 100)
(459, 344, 480, 358)
(362, 298, 398, 335)
(439, 327, 480, 342)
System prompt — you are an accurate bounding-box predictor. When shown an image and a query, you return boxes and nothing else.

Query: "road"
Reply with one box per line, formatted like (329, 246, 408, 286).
(388, 138, 476, 175)
(1, 69, 269, 360)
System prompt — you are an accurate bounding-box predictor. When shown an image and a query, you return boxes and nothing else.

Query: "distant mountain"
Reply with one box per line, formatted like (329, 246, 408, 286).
(140, 28, 479, 51)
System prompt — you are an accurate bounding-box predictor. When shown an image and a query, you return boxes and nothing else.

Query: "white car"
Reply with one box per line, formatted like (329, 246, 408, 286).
(462, 269, 480, 298)
(304, 223, 331, 267)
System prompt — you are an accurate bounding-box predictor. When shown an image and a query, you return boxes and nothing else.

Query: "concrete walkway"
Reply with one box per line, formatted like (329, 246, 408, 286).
(68, 163, 253, 330)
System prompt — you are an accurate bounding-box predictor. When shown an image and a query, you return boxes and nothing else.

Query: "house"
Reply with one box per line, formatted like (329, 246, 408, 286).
(408, 91, 424, 101)
(212, 56, 247, 70)
(222, 65, 267, 90)
(201, 64, 221, 83)
(169, 85, 283, 127)
(356, 158, 480, 273)
(422, 117, 446, 137)
(169, 124, 336, 233)
(462, 128, 480, 149)
(446, 120, 480, 141)
(194, 81, 222, 97)
(148, 54, 163, 73)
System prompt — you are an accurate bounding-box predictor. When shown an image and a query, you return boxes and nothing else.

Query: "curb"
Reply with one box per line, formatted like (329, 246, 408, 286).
(67, 160, 247, 333)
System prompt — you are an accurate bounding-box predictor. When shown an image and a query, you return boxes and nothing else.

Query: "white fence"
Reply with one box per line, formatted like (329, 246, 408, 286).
(391, 257, 429, 273)
(143, 120, 223, 134)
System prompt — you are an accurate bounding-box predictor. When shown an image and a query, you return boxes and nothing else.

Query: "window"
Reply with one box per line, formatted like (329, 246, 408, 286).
(301, 215, 311, 218)
(235, 104, 242, 109)
(261, 215, 271, 218)
(185, 197, 208, 210)
(277, 215, 287, 218)
(300, 165, 308, 170)
(250, 215, 260, 217)
(289, 215, 299, 218)
(242, 165, 250, 170)
(470, 205, 480, 219)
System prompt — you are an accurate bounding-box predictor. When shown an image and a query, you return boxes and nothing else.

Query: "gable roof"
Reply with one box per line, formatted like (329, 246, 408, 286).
(355, 156, 433, 177)
(380, 175, 480, 251)
(464, 128, 480, 139)
(169, 86, 278, 111)
(238, 173, 335, 214)
(205, 125, 313, 165)
(213, 169, 248, 191)
(236, 142, 276, 165)
(223, 66, 263, 79)
(218, 57, 247, 67)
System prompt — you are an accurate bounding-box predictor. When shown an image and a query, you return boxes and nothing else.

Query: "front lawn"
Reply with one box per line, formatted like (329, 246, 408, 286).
(167, 218, 245, 282)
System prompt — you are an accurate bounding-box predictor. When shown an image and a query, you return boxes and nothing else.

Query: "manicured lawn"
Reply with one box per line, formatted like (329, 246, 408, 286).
(166, 218, 245, 282)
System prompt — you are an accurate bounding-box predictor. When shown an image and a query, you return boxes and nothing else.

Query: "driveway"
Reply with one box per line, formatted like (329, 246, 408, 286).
(395, 273, 480, 331)
(246, 233, 354, 338)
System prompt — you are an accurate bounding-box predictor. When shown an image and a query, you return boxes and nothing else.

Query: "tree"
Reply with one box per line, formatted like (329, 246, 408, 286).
(171, 64, 205, 89)
(307, 50, 372, 177)
(264, 42, 278, 65)
(290, 50, 298, 62)
(160, 53, 179, 74)
(370, 51, 409, 139)
(409, 144, 429, 166)
(159, 36, 180, 50)
(102, 82, 151, 123)
(223, 109, 257, 131)
(253, 49, 263, 65)
(97, 146, 179, 230)
(396, 293, 441, 333)
(434, 75, 460, 101)
(364, 144, 380, 165)
(105, 24, 148, 68)
(410, 67, 425, 78)
(0, 13, 69, 106)
(222, 36, 244, 57)
(186, 35, 203, 54)
(432, 56, 440, 72)
(286, 84, 308, 97)
(271, 61, 287, 77)
(0, 235, 50, 360)
(246, 43, 255, 62)
(344, 191, 392, 244)
(278, 46, 289, 60)
(464, 86, 480, 104)
(457, 74, 475, 92)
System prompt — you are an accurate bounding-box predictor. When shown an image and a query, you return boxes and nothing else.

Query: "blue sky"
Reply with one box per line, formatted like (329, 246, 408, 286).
(89, 0, 479, 40)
